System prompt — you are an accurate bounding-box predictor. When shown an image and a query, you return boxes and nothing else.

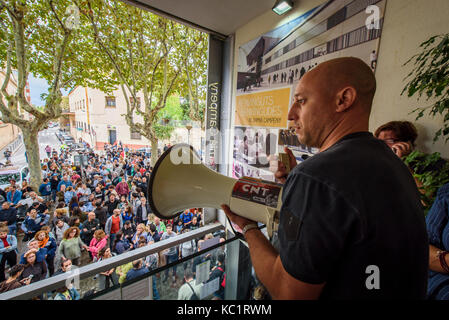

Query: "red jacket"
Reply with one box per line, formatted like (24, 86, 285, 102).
(115, 181, 129, 196)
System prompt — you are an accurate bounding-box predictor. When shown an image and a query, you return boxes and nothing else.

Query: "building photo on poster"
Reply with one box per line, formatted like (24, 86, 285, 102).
(233, 0, 386, 180)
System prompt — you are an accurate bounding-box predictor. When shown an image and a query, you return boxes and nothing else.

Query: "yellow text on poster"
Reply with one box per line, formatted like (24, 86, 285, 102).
(235, 87, 290, 128)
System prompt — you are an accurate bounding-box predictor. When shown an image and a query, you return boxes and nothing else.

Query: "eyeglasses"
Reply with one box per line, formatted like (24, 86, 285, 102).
(381, 138, 401, 144)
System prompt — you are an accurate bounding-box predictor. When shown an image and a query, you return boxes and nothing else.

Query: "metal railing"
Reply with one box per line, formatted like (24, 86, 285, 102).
(0, 222, 224, 300)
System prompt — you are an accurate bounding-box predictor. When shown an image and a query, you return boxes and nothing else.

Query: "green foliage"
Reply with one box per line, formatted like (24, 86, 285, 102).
(402, 34, 449, 143)
(158, 95, 184, 121)
(404, 150, 449, 214)
(180, 99, 205, 122)
(85, 0, 207, 146)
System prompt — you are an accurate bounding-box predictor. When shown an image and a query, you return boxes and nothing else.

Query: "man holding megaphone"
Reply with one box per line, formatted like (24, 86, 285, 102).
(222, 57, 428, 300)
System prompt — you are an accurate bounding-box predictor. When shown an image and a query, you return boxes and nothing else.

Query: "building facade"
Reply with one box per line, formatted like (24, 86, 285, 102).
(69, 86, 152, 150)
(0, 70, 22, 151)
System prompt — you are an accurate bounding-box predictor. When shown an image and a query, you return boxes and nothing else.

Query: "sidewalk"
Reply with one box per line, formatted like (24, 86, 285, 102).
(0, 134, 24, 163)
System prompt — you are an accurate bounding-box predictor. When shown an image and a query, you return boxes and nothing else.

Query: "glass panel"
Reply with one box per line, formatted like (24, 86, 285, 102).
(84, 232, 233, 300)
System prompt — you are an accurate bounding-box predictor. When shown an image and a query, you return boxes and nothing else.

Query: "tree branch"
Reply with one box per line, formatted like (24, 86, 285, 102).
(48, 0, 69, 34)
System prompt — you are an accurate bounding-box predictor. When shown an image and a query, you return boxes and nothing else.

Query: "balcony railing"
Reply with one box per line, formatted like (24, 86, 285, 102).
(0, 222, 229, 300)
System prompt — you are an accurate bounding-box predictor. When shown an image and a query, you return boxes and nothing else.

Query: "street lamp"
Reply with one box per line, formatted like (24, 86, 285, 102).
(185, 124, 193, 145)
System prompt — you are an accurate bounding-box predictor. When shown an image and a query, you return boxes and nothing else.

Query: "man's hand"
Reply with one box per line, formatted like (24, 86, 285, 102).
(391, 141, 412, 158)
(270, 147, 297, 184)
(221, 204, 256, 232)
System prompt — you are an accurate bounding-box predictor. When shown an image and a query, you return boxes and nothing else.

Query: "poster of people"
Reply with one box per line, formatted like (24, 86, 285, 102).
(233, 0, 386, 180)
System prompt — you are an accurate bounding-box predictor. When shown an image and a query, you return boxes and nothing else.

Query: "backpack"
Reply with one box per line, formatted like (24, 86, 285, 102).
(217, 267, 226, 288)
(187, 281, 200, 300)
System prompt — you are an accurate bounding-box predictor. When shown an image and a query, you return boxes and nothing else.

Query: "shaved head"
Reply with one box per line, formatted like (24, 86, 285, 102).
(302, 57, 376, 111)
(289, 57, 377, 150)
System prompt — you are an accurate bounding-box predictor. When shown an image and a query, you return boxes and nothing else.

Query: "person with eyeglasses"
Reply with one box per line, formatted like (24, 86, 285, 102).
(374, 121, 418, 158)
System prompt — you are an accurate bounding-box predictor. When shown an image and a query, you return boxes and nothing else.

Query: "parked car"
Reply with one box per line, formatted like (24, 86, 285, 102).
(136, 147, 151, 157)
(0, 166, 30, 190)
(70, 143, 88, 152)
(62, 135, 75, 142)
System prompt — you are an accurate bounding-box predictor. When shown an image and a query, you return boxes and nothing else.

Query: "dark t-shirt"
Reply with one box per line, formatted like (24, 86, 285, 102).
(278, 132, 428, 299)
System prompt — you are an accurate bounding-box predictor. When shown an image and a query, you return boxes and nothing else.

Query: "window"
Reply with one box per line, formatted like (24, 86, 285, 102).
(130, 129, 141, 140)
(105, 96, 116, 107)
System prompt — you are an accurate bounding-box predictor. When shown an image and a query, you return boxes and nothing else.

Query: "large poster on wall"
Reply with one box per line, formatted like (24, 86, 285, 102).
(233, 0, 387, 181)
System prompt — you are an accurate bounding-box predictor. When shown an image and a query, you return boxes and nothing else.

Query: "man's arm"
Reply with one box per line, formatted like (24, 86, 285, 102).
(221, 205, 324, 300)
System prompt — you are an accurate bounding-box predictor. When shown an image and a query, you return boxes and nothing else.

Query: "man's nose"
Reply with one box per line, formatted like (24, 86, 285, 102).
(287, 105, 298, 121)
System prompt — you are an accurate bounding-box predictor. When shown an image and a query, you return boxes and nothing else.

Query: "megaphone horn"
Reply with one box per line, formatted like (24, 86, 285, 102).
(148, 144, 283, 236)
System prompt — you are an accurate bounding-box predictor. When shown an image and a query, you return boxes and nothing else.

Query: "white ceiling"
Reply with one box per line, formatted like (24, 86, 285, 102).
(125, 0, 277, 37)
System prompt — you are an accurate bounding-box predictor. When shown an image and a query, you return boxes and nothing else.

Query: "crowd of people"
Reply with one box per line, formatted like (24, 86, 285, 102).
(0, 140, 225, 300)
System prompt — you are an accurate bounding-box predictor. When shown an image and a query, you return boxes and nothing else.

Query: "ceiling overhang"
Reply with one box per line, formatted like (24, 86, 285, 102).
(123, 0, 277, 38)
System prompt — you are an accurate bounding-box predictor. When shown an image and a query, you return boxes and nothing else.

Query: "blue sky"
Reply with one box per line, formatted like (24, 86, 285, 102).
(28, 74, 69, 106)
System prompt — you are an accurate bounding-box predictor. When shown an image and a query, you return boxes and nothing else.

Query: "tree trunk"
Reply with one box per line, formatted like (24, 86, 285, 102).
(22, 129, 42, 192)
(150, 137, 158, 167)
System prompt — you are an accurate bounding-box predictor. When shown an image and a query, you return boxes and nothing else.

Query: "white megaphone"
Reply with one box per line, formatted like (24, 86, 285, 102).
(148, 144, 283, 237)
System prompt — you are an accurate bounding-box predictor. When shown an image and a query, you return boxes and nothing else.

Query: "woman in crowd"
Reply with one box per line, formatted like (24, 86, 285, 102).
(374, 121, 418, 158)
(58, 227, 88, 266)
(19, 249, 47, 283)
(68, 216, 81, 228)
(121, 206, 134, 224)
(118, 195, 129, 210)
(68, 196, 80, 213)
(96, 247, 118, 290)
(34, 230, 57, 276)
(112, 231, 132, 255)
(21, 181, 33, 199)
(64, 186, 76, 205)
(53, 285, 80, 300)
(0, 264, 31, 293)
(51, 207, 70, 230)
(56, 184, 66, 203)
(131, 223, 147, 248)
(0, 226, 17, 282)
(72, 206, 87, 223)
(88, 229, 108, 262)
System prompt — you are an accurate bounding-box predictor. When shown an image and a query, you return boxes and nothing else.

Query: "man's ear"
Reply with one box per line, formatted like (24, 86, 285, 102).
(335, 87, 357, 113)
